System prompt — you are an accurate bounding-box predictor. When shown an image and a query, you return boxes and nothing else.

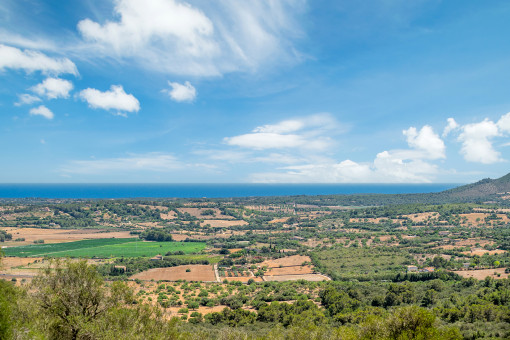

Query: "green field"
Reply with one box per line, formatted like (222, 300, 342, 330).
(3, 238, 206, 258)
(312, 246, 413, 281)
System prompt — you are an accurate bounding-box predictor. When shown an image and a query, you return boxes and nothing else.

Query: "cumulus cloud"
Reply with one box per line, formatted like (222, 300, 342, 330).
(0, 44, 77, 75)
(15, 93, 41, 106)
(403, 125, 445, 159)
(31, 77, 73, 99)
(442, 118, 459, 137)
(79, 85, 140, 115)
(249, 124, 444, 183)
(224, 113, 336, 150)
(163, 81, 196, 102)
(77, 0, 304, 76)
(61, 153, 181, 174)
(29, 105, 54, 119)
(458, 119, 501, 164)
(497, 112, 510, 133)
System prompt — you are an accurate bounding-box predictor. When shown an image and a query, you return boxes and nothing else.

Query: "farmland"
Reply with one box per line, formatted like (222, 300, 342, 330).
(3, 238, 206, 258)
(131, 264, 217, 282)
(2, 176, 510, 339)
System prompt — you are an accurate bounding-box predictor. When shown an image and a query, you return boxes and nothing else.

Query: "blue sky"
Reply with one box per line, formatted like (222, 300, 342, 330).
(1, 0, 510, 183)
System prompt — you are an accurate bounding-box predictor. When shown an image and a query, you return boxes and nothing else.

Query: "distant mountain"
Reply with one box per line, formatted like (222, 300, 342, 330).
(439, 172, 510, 201)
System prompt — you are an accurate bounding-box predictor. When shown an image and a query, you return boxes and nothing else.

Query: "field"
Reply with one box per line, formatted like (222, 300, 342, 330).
(262, 274, 330, 282)
(260, 255, 311, 268)
(3, 239, 206, 258)
(1, 227, 133, 245)
(312, 247, 412, 280)
(131, 264, 217, 282)
(453, 268, 510, 280)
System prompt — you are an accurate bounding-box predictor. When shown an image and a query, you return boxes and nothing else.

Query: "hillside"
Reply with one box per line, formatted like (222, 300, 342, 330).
(439, 172, 510, 201)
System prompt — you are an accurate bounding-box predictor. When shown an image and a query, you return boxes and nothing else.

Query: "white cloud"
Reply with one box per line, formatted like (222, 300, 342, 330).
(29, 105, 54, 119)
(15, 93, 41, 106)
(458, 119, 501, 164)
(224, 113, 336, 150)
(248, 124, 444, 183)
(403, 125, 445, 159)
(442, 117, 459, 137)
(164, 81, 196, 102)
(225, 132, 307, 150)
(77, 0, 304, 76)
(497, 112, 510, 133)
(31, 77, 73, 99)
(0, 44, 77, 75)
(62, 153, 181, 174)
(79, 85, 140, 115)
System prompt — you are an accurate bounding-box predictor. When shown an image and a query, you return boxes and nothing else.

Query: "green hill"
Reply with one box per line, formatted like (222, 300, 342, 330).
(439, 172, 510, 202)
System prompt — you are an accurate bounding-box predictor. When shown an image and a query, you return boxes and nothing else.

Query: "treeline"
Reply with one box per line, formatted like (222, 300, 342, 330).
(0, 230, 12, 242)
(97, 257, 210, 278)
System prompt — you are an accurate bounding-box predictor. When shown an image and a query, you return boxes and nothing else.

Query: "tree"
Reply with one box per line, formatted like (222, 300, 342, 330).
(32, 259, 118, 339)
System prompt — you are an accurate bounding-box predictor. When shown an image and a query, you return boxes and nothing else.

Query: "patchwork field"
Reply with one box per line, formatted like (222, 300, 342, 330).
(3, 239, 206, 258)
(1, 227, 133, 245)
(131, 264, 217, 282)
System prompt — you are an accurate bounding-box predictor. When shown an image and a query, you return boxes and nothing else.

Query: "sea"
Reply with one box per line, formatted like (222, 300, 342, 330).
(0, 183, 461, 199)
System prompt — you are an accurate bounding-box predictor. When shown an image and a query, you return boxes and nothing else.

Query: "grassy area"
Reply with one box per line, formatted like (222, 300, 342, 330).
(312, 246, 413, 281)
(3, 238, 206, 258)
(165, 254, 223, 264)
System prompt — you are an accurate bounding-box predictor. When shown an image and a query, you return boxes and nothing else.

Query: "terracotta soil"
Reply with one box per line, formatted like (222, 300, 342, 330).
(131, 265, 217, 282)
(265, 265, 314, 276)
(263, 274, 330, 282)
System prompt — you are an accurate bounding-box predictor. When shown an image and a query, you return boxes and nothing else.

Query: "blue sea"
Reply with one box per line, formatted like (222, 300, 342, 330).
(0, 183, 461, 199)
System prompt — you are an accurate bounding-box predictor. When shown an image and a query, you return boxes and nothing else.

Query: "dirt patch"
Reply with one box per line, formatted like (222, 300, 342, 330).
(221, 276, 263, 283)
(453, 268, 509, 280)
(260, 255, 312, 268)
(402, 212, 436, 223)
(269, 217, 290, 224)
(201, 220, 248, 228)
(160, 211, 177, 220)
(178, 208, 234, 219)
(462, 249, 507, 256)
(131, 265, 217, 282)
(265, 265, 314, 276)
(263, 274, 330, 282)
(0, 257, 43, 269)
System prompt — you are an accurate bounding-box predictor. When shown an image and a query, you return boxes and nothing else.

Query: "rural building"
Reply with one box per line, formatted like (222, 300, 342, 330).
(420, 267, 435, 273)
(407, 265, 418, 272)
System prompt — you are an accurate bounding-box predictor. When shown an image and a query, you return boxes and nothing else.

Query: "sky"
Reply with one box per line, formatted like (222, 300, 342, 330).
(1, 0, 510, 184)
